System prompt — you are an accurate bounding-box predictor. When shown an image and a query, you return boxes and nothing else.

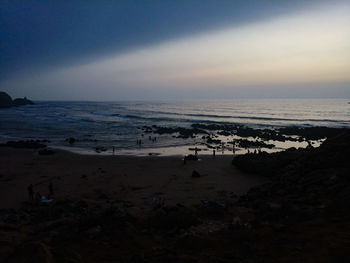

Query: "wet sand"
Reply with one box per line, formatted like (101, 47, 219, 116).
(0, 147, 266, 211)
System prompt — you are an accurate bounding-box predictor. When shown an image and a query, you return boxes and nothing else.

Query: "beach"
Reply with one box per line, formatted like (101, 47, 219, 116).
(0, 148, 265, 210)
(1, 130, 350, 262)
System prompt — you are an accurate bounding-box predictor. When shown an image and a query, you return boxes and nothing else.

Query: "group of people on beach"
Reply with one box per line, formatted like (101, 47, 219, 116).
(247, 148, 262, 154)
(212, 142, 236, 157)
(27, 182, 54, 202)
(136, 136, 158, 146)
(149, 136, 157, 142)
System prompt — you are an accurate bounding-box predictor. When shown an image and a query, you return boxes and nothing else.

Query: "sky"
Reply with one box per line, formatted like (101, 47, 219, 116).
(1, 0, 349, 100)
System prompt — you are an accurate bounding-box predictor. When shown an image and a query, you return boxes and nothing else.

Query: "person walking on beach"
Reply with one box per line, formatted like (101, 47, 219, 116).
(195, 147, 198, 157)
(213, 149, 216, 157)
(28, 184, 34, 201)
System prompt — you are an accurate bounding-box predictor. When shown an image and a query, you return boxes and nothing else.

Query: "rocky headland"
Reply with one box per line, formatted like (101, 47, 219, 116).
(0, 91, 34, 108)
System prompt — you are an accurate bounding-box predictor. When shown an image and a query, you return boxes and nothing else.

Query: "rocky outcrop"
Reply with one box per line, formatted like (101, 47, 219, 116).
(12, 97, 34, 106)
(0, 92, 13, 108)
(0, 140, 47, 149)
(233, 130, 350, 220)
(0, 91, 34, 108)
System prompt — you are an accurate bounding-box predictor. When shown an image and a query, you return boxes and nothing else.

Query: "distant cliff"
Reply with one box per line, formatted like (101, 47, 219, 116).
(0, 91, 34, 108)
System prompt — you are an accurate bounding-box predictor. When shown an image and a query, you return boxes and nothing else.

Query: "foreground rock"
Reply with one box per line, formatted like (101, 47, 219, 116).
(0, 91, 34, 108)
(233, 130, 350, 221)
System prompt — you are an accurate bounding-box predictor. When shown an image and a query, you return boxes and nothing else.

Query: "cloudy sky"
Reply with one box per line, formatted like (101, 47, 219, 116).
(1, 0, 349, 100)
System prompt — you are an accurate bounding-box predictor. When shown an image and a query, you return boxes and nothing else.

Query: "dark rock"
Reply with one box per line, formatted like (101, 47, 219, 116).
(150, 125, 208, 138)
(192, 123, 290, 141)
(207, 137, 221, 144)
(95, 146, 107, 153)
(192, 170, 201, 178)
(278, 126, 349, 140)
(234, 138, 275, 149)
(217, 130, 231, 136)
(232, 146, 306, 176)
(0, 91, 13, 108)
(12, 97, 34, 106)
(66, 137, 76, 144)
(0, 91, 34, 108)
(235, 130, 350, 223)
(0, 140, 46, 149)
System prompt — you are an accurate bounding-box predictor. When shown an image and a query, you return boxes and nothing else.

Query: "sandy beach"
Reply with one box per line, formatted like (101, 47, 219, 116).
(1, 132, 350, 262)
(0, 147, 265, 211)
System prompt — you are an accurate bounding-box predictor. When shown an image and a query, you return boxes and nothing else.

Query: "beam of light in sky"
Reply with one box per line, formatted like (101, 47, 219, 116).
(2, 3, 350, 100)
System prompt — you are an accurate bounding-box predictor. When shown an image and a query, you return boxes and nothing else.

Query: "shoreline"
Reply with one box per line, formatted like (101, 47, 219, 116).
(1, 122, 340, 158)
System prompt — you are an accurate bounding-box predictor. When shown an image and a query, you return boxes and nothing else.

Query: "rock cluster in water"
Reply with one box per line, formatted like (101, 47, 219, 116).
(0, 91, 34, 108)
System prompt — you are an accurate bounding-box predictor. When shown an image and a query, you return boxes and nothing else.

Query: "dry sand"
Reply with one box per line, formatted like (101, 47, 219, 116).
(0, 147, 266, 212)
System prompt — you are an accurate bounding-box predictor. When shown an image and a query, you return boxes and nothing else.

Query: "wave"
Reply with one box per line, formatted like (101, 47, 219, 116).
(182, 113, 349, 124)
(106, 108, 350, 125)
(92, 112, 116, 117)
(93, 110, 349, 125)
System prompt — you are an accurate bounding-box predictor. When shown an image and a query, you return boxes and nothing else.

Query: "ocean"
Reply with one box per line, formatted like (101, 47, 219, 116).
(0, 99, 349, 156)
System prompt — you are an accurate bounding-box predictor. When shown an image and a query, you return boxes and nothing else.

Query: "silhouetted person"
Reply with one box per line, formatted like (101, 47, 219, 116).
(35, 192, 42, 202)
(213, 149, 216, 157)
(49, 182, 54, 197)
(28, 184, 34, 201)
(195, 147, 198, 157)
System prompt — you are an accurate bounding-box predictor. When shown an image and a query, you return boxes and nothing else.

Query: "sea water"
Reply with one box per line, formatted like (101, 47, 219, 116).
(0, 99, 349, 155)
